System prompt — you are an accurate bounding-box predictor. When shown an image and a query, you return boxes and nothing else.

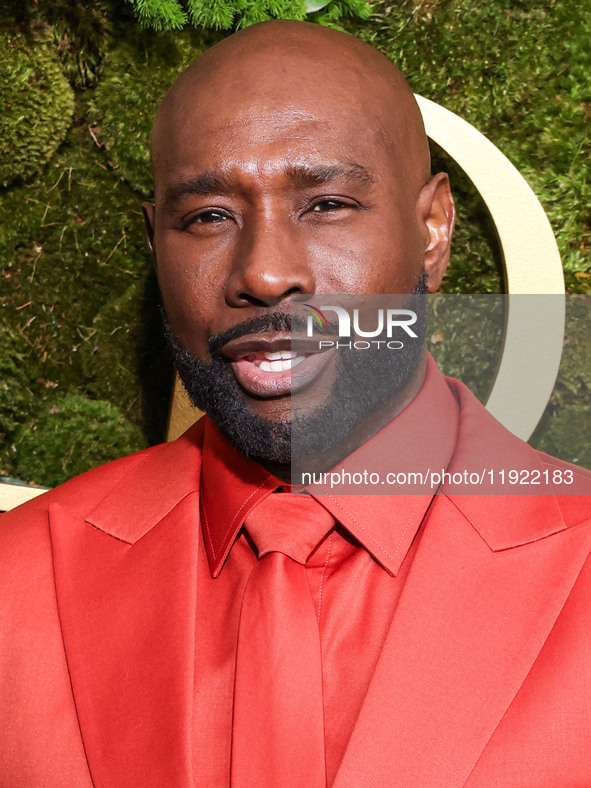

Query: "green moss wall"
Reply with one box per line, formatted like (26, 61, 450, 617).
(1, 0, 590, 486)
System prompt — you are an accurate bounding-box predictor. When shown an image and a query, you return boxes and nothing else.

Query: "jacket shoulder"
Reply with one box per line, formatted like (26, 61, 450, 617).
(0, 419, 206, 548)
(444, 373, 591, 532)
(536, 449, 591, 529)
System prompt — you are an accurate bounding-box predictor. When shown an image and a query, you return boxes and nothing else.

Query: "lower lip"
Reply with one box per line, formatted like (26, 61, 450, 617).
(231, 352, 331, 398)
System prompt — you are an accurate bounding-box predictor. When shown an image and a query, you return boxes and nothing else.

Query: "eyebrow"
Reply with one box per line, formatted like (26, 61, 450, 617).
(163, 162, 374, 206)
(284, 162, 375, 188)
(164, 171, 236, 205)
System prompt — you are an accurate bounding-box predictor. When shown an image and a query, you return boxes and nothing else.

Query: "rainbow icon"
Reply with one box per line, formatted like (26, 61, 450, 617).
(302, 304, 329, 327)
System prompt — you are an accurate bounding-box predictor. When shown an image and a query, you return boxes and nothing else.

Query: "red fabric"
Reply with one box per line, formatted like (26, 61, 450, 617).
(2, 358, 591, 787)
(231, 495, 333, 787)
(193, 359, 459, 785)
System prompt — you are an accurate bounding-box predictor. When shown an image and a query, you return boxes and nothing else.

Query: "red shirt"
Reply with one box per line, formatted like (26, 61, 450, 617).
(192, 356, 460, 785)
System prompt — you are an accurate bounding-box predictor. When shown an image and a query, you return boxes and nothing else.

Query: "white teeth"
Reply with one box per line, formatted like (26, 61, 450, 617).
(259, 356, 306, 372)
(262, 350, 297, 361)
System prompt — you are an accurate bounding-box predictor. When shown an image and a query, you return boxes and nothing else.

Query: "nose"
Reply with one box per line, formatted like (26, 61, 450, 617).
(225, 218, 316, 308)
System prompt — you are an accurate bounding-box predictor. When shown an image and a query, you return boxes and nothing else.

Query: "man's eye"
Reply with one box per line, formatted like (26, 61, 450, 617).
(193, 210, 230, 223)
(181, 209, 231, 230)
(310, 199, 350, 213)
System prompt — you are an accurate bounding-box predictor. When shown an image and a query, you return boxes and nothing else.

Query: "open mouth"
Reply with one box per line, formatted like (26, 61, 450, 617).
(221, 336, 334, 398)
(240, 349, 305, 372)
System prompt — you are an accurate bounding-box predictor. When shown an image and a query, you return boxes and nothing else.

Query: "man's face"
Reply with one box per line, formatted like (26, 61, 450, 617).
(144, 32, 454, 462)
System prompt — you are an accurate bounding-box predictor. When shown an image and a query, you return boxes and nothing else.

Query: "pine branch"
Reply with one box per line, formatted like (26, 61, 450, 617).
(128, 0, 188, 30)
(126, 0, 373, 32)
(186, 0, 236, 30)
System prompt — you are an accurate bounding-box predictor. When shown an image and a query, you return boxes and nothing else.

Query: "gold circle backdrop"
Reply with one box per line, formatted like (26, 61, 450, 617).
(167, 98, 566, 444)
(417, 95, 565, 442)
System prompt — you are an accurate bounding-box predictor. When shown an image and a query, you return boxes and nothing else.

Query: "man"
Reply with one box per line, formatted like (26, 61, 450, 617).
(1, 19, 591, 788)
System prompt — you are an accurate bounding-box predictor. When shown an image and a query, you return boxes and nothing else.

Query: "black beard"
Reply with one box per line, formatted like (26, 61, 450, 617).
(163, 275, 428, 466)
(164, 312, 296, 462)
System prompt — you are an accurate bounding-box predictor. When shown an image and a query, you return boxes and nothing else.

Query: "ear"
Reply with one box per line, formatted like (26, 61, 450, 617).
(141, 202, 156, 261)
(416, 172, 455, 293)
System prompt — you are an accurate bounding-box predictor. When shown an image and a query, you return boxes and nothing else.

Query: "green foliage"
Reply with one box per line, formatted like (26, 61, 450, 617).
(130, 0, 189, 30)
(530, 296, 591, 466)
(350, 0, 591, 293)
(38, 0, 111, 88)
(124, 0, 372, 31)
(427, 295, 504, 402)
(0, 112, 171, 480)
(0, 325, 38, 477)
(430, 144, 504, 294)
(533, 404, 591, 471)
(15, 393, 145, 487)
(90, 28, 216, 195)
(427, 294, 591, 470)
(308, 0, 372, 28)
(2, 0, 112, 88)
(0, 28, 75, 187)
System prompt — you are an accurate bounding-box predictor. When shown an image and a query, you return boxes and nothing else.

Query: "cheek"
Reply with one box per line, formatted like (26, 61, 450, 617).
(367, 204, 425, 292)
(155, 234, 229, 356)
(309, 218, 423, 295)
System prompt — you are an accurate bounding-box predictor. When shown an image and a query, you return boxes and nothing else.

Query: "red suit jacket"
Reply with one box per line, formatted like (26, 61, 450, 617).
(1, 377, 591, 787)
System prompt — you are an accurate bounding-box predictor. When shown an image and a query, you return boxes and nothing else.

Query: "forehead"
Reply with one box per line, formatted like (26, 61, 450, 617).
(152, 68, 397, 193)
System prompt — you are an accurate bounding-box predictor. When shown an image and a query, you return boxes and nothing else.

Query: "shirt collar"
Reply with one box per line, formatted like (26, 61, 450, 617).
(201, 354, 459, 577)
(199, 419, 278, 578)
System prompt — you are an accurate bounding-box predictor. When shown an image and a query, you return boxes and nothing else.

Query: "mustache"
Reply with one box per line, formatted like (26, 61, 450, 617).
(164, 270, 428, 360)
(206, 273, 429, 354)
(207, 310, 335, 354)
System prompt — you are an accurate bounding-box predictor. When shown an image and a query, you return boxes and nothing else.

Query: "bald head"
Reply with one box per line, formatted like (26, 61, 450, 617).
(151, 20, 430, 195)
(144, 17, 455, 359)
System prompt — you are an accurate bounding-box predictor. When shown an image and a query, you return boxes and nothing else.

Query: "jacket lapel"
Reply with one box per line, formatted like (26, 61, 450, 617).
(49, 423, 204, 788)
(335, 382, 591, 787)
(334, 494, 591, 788)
